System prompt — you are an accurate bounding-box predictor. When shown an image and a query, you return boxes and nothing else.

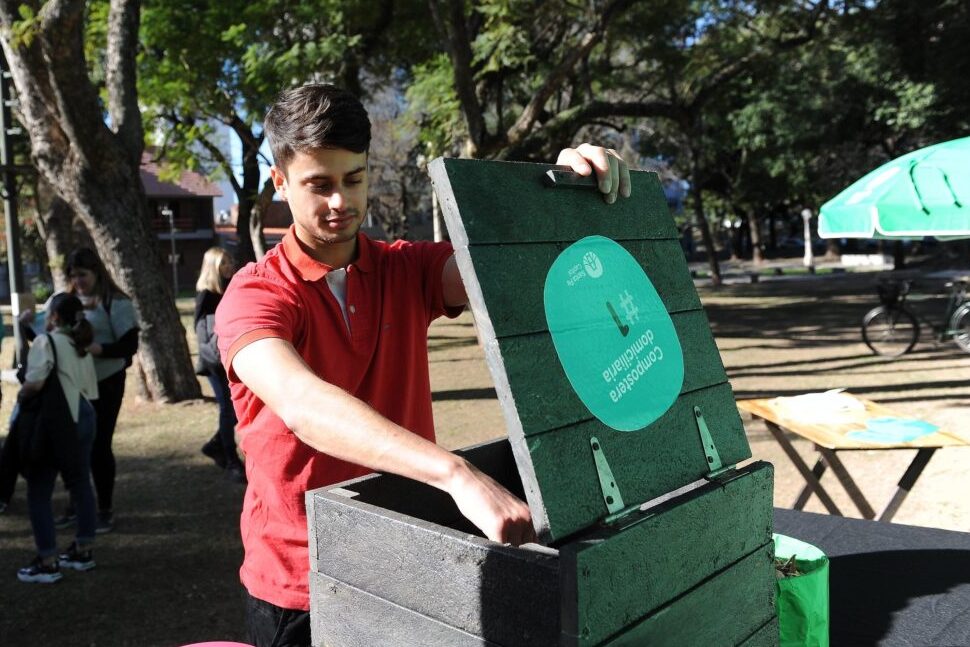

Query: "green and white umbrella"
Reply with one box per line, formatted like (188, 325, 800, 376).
(819, 136, 970, 240)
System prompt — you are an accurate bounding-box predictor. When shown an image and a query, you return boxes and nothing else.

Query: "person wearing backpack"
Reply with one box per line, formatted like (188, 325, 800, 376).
(194, 246, 245, 484)
(16, 293, 99, 583)
(0, 297, 50, 514)
(56, 247, 139, 534)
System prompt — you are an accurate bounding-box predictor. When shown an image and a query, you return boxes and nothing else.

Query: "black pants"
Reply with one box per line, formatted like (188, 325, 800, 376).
(0, 420, 20, 503)
(246, 592, 310, 647)
(91, 369, 126, 513)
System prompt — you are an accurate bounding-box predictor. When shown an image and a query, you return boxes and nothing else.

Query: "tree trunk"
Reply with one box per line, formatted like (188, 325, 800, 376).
(249, 178, 274, 259)
(233, 134, 266, 263)
(68, 171, 202, 402)
(744, 209, 764, 263)
(0, 0, 200, 402)
(690, 166, 721, 286)
(35, 181, 91, 291)
(824, 239, 840, 259)
(694, 207, 721, 286)
(893, 239, 906, 270)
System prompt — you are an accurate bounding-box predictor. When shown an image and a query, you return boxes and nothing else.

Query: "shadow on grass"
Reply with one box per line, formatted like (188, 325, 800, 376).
(0, 454, 248, 647)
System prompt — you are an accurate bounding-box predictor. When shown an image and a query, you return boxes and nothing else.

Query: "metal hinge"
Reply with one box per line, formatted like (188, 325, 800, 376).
(694, 406, 735, 481)
(590, 436, 643, 525)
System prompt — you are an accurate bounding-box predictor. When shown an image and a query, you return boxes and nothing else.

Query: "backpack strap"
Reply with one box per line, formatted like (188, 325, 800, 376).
(46, 333, 59, 369)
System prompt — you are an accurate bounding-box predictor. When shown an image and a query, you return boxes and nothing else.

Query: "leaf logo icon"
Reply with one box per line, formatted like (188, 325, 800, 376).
(583, 251, 603, 278)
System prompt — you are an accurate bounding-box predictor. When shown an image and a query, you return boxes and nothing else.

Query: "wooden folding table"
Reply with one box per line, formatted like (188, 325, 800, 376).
(738, 393, 969, 522)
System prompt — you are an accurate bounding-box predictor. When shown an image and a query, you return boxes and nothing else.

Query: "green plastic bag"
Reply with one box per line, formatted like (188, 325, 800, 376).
(774, 533, 829, 647)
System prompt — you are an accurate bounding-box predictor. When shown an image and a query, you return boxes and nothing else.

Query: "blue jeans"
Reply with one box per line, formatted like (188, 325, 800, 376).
(26, 398, 97, 557)
(207, 368, 239, 463)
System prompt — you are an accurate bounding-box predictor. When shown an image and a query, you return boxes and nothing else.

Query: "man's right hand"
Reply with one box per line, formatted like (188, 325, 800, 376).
(445, 457, 537, 546)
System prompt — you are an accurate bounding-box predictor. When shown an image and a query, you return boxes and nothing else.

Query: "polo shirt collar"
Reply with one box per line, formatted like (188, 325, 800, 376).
(282, 225, 375, 282)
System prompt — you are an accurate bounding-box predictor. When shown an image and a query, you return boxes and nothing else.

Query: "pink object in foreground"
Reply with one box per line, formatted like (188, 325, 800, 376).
(181, 643, 255, 647)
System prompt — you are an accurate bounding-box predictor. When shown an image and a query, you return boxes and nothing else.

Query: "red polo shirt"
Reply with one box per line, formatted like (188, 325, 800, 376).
(215, 226, 460, 610)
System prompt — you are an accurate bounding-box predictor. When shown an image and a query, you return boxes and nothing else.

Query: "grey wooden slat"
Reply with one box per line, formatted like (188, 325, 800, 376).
(430, 159, 678, 246)
(518, 382, 753, 541)
(600, 544, 777, 647)
(739, 617, 780, 647)
(495, 309, 728, 436)
(308, 487, 560, 647)
(310, 572, 505, 647)
(560, 463, 774, 647)
(464, 239, 701, 338)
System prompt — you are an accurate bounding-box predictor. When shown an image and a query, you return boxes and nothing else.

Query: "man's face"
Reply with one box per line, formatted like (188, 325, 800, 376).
(271, 147, 369, 252)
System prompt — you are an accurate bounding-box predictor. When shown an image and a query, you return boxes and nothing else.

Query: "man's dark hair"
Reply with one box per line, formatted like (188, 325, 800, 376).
(264, 84, 371, 172)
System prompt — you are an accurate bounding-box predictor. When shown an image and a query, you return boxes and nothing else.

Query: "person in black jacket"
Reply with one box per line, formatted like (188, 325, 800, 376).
(56, 248, 139, 534)
(195, 246, 245, 483)
(0, 304, 43, 514)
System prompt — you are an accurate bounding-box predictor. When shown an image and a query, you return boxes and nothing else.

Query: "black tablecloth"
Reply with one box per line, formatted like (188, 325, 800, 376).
(774, 508, 970, 647)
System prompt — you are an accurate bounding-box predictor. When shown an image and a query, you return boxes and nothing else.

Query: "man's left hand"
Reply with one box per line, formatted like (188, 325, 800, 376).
(556, 143, 631, 204)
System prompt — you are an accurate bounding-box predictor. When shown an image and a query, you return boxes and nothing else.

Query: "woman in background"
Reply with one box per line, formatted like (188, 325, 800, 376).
(17, 293, 99, 583)
(195, 246, 245, 484)
(60, 247, 139, 534)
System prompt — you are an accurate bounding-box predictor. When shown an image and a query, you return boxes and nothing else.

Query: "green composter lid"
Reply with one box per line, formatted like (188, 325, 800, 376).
(429, 158, 752, 542)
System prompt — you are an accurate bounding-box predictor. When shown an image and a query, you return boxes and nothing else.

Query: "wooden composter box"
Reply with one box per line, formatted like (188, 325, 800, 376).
(307, 160, 778, 646)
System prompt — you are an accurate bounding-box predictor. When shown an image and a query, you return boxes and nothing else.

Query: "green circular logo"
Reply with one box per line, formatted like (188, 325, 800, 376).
(544, 236, 684, 432)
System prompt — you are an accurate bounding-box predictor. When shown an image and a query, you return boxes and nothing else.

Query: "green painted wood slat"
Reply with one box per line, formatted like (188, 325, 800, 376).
(521, 382, 753, 540)
(463, 239, 701, 338)
(601, 544, 777, 647)
(740, 618, 781, 647)
(432, 159, 678, 246)
(496, 309, 728, 436)
(560, 462, 774, 647)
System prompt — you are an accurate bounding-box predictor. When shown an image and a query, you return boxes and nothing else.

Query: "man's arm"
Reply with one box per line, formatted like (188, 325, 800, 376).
(441, 143, 631, 306)
(232, 337, 536, 545)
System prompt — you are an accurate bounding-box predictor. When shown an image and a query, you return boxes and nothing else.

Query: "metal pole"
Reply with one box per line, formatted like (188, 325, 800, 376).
(801, 208, 815, 271)
(163, 204, 177, 295)
(0, 52, 27, 369)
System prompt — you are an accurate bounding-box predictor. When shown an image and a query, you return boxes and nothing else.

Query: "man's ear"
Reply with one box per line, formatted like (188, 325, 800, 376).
(270, 166, 288, 201)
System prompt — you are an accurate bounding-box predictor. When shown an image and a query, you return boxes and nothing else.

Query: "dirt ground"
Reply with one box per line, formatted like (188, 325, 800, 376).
(1, 269, 969, 646)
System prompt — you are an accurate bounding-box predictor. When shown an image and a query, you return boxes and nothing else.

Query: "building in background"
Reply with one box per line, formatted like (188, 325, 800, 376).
(141, 152, 222, 294)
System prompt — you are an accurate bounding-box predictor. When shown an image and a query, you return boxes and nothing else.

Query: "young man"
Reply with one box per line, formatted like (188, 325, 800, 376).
(215, 83, 631, 646)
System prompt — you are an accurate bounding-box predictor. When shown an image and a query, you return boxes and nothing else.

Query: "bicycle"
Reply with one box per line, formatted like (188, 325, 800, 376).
(861, 277, 970, 357)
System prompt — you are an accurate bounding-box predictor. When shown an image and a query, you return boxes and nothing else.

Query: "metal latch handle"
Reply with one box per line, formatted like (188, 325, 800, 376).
(544, 169, 598, 189)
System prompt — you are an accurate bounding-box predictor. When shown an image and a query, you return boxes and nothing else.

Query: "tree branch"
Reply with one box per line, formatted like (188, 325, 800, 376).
(358, 0, 395, 59)
(690, 3, 830, 111)
(228, 114, 264, 155)
(106, 0, 143, 166)
(0, 6, 70, 173)
(33, 0, 110, 167)
(428, 0, 487, 155)
(505, 0, 637, 148)
(198, 132, 242, 196)
(502, 98, 683, 160)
